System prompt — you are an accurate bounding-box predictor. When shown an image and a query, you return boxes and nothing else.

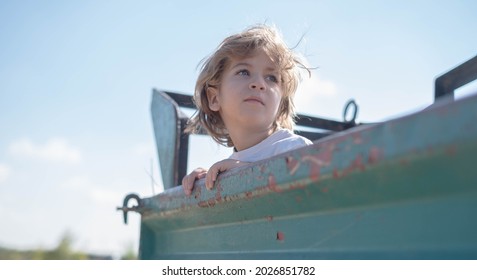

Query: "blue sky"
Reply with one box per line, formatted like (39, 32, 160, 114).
(1, 0, 476, 258)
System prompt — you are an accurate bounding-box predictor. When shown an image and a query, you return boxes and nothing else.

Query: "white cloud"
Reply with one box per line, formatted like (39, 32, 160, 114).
(297, 75, 337, 98)
(61, 176, 126, 205)
(8, 138, 81, 164)
(0, 163, 11, 184)
(295, 75, 340, 117)
(89, 188, 125, 205)
(61, 175, 91, 190)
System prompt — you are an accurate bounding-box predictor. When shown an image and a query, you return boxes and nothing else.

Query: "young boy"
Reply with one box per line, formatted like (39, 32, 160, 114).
(182, 24, 312, 195)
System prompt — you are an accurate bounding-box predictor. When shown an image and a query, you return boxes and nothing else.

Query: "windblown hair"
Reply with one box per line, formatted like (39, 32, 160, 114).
(186, 24, 310, 147)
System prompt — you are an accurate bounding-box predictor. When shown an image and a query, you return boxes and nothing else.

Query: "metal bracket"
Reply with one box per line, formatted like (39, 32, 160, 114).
(116, 193, 142, 224)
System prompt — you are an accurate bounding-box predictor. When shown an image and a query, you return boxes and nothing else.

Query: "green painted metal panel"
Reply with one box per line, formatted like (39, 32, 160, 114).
(151, 90, 181, 190)
(136, 93, 477, 259)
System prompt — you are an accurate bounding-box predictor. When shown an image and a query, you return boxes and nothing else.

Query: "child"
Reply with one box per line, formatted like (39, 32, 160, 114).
(182, 24, 313, 195)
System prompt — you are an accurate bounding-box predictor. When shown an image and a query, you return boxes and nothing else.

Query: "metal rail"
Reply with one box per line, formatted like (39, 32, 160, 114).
(435, 55, 477, 100)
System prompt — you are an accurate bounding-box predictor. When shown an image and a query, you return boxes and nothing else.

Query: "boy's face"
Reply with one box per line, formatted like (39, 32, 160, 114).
(207, 49, 282, 135)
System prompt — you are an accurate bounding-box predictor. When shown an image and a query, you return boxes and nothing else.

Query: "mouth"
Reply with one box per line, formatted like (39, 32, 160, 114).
(244, 97, 264, 105)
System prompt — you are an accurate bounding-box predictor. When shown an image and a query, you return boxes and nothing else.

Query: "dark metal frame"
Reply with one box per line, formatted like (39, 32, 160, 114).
(435, 55, 477, 100)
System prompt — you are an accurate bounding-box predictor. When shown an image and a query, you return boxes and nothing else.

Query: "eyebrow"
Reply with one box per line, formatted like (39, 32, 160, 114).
(230, 62, 278, 72)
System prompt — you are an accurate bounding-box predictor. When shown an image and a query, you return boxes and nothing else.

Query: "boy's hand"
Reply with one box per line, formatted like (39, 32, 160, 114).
(205, 159, 249, 190)
(181, 160, 249, 195)
(182, 167, 207, 196)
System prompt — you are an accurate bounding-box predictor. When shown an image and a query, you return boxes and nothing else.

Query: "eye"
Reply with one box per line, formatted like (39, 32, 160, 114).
(266, 74, 279, 83)
(236, 69, 249, 76)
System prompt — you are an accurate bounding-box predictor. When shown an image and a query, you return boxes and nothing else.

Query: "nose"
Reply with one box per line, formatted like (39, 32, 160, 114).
(249, 76, 266, 91)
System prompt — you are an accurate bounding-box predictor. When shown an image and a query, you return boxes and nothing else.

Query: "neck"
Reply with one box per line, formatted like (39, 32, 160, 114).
(229, 126, 277, 152)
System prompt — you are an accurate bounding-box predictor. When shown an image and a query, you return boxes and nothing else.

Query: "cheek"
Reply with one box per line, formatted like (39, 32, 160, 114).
(272, 90, 283, 107)
(272, 93, 286, 116)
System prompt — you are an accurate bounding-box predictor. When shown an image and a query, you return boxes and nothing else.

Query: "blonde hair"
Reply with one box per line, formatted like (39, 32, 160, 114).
(186, 24, 310, 147)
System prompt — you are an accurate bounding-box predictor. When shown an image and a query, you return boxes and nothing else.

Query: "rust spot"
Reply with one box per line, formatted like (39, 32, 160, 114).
(342, 154, 365, 176)
(290, 183, 306, 190)
(276, 231, 285, 241)
(352, 132, 363, 144)
(268, 174, 281, 192)
(321, 187, 329, 193)
(302, 150, 333, 166)
(333, 168, 340, 179)
(368, 147, 383, 164)
(355, 155, 365, 171)
(198, 198, 216, 208)
(208, 200, 216, 207)
(286, 156, 300, 175)
(445, 145, 457, 156)
(245, 191, 253, 199)
(302, 153, 333, 182)
(266, 216, 273, 222)
(309, 162, 320, 181)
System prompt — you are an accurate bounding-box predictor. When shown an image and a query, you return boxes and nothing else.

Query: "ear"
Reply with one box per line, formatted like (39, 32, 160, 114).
(206, 86, 220, 111)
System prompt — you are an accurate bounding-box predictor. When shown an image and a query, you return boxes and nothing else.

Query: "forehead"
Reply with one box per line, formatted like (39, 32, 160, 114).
(228, 49, 278, 70)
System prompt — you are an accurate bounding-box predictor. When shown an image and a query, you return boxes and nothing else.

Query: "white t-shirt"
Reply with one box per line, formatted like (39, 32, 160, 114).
(229, 129, 313, 162)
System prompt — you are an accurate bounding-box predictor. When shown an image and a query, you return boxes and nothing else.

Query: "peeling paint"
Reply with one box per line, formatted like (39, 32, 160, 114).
(302, 151, 333, 182)
(341, 154, 366, 177)
(286, 156, 300, 175)
(352, 132, 363, 144)
(290, 183, 306, 190)
(368, 147, 383, 164)
(306, 148, 333, 165)
(303, 156, 321, 181)
(267, 174, 281, 192)
(198, 198, 217, 208)
(245, 191, 253, 199)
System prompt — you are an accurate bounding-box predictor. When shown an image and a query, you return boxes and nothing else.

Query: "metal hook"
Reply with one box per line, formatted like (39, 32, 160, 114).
(343, 99, 358, 124)
(116, 193, 142, 224)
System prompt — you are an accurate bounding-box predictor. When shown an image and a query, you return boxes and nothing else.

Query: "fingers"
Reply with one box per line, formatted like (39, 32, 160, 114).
(206, 161, 227, 190)
(205, 160, 233, 190)
(205, 167, 218, 190)
(182, 168, 207, 196)
(185, 160, 250, 193)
